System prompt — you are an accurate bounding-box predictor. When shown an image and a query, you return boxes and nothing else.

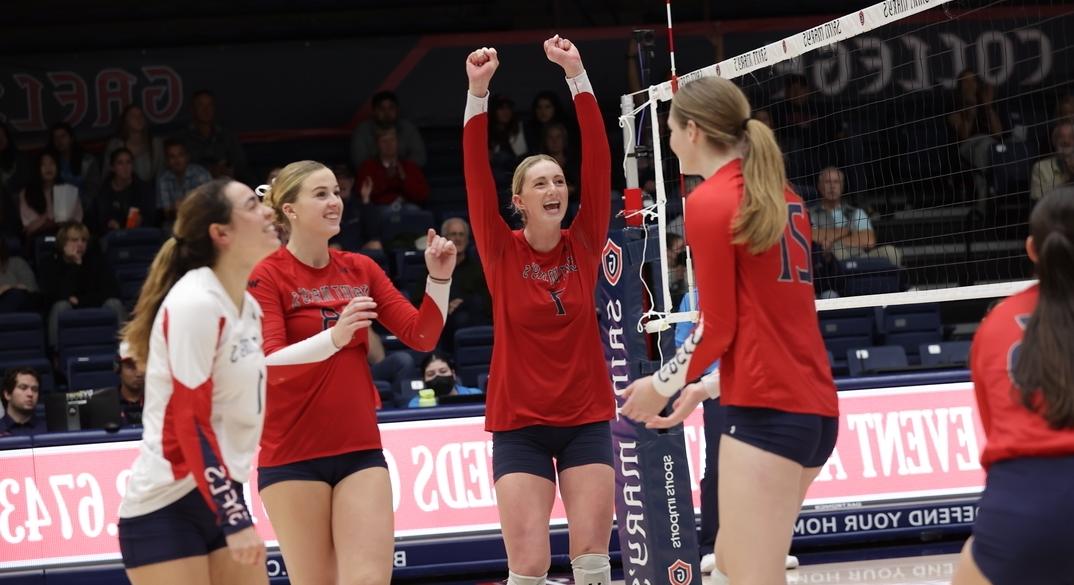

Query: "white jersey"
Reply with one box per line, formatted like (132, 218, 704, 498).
(119, 267, 266, 535)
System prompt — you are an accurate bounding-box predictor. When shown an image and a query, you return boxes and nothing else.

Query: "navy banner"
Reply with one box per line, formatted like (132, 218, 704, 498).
(599, 226, 701, 585)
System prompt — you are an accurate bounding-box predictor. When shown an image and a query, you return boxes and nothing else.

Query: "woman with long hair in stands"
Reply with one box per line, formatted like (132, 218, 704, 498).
(463, 37, 615, 585)
(952, 188, 1074, 585)
(117, 178, 280, 584)
(249, 160, 455, 585)
(621, 75, 839, 585)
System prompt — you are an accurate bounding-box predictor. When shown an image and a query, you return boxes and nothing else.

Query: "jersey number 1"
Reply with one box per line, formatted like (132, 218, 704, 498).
(550, 289, 566, 316)
(778, 202, 813, 285)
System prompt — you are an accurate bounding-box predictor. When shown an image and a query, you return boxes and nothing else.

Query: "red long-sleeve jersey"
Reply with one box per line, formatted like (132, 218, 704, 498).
(652, 161, 837, 417)
(971, 284, 1074, 467)
(463, 71, 615, 432)
(249, 247, 448, 466)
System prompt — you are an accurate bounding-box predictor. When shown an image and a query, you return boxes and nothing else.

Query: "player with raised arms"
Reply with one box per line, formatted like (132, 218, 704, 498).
(463, 37, 615, 585)
(117, 178, 280, 585)
(620, 75, 839, 585)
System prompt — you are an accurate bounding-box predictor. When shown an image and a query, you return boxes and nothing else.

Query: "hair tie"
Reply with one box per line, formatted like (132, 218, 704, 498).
(741, 117, 752, 132)
(173, 236, 184, 246)
(255, 184, 271, 199)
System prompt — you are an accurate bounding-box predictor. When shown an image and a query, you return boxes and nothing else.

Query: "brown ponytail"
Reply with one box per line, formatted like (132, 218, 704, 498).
(120, 179, 234, 366)
(670, 78, 788, 253)
(1013, 188, 1074, 428)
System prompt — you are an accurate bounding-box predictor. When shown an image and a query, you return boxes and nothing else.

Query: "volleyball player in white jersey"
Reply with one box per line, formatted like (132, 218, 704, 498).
(116, 178, 281, 585)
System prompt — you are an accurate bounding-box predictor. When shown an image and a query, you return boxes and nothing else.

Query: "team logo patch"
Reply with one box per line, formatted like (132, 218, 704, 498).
(859, 10, 865, 25)
(782, 39, 788, 53)
(602, 239, 623, 286)
(668, 559, 692, 585)
(715, 64, 721, 76)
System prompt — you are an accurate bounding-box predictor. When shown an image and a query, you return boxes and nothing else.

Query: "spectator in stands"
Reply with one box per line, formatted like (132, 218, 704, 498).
(350, 90, 427, 168)
(0, 367, 45, 436)
(0, 236, 39, 313)
(809, 166, 901, 267)
(329, 164, 382, 252)
(116, 342, 144, 427)
(156, 139, 211, 226)
(948, 69, 1003, 205)
(39, 222, 125, 347)
(95, 148, 157, 233)
(407, 352, 481, 408)
(1030, 121, 1073, 201)
(356, 126, 430, 208)
(177, 90, 249, 181)
(0, 122, 28, 196)
(19, 151, 83, 240)
(524, 90, 574, 160)
(103, 104, 164, 183)
(47, 122, 99, 197)
(489, 95, 528, 173)
(438, 217, 490, 350)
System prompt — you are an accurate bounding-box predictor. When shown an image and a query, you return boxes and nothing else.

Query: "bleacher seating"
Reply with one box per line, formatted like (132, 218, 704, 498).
(818, 308, 876, 377)
(881, 304, 942, 365)
(454, 326, 493, 388)
(919, 341, 971, 368)
(846, 345, 909, 377)
(56, 308, 119, 380)
(0, 312, 54, 392)
(67, 355, 119, 391)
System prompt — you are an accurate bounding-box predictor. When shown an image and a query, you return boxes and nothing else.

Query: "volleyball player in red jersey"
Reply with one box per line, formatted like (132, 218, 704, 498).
(620, 76, 838, 585)
(464, 38, 615, 585)
(248, 161, 456, 585)
(952, 189, 1074, 585)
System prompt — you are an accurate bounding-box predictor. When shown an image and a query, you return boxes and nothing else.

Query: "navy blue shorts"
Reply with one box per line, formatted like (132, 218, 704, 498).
(972, 455, 1074, 585)
(257, 449, 387, 492)
(722, 406, 838, 468)
(492, 421, 613, 482)
(118, 489, 226, 569)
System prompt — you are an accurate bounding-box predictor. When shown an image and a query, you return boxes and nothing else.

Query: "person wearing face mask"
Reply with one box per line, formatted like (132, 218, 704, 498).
(407, 352, 482, 407)
(463, 37, 614, 585)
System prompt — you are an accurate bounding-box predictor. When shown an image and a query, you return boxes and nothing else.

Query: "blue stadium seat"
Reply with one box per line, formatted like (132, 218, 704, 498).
(454, 326, 493, 387)
(380, 209, 436, 249)
(919, 340, 971, 367)
(56, 309, 119, 378)
(67, 354, 119, 391)
(818, 307, 876, 377)
(115, 263, 150, 309)
(0, 312, 54, 392)
(103, 228, 164, 252)
(393, 250, 428, 289)
(846, 345, 909, 377)
(882, 303, 942, 364)
(839, 257, 900, 296)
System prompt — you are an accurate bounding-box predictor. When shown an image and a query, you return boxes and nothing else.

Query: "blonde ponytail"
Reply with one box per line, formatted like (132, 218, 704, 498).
(734, 118, 788, 253)
(670, 78, 789, 254)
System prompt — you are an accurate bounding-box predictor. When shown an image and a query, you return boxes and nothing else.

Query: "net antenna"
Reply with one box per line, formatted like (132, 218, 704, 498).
(620, 0, 1044, 332)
